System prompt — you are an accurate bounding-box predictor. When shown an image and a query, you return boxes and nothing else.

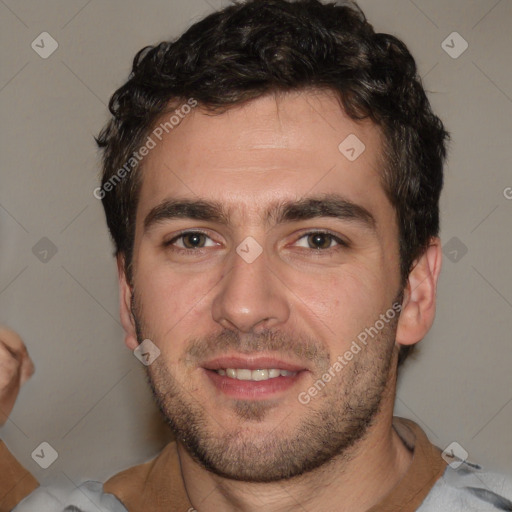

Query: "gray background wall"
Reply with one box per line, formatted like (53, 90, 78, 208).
(1, 0, 511, 492)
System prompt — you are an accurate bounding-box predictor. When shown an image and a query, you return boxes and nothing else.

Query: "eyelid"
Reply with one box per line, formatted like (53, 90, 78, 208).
(292, 229, 350, 249)
(164, 229, 218, 248)
(162, 229, 349, 252)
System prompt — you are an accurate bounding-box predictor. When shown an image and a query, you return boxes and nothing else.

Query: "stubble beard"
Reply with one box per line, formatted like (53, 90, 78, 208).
(132, 294, 399, 483)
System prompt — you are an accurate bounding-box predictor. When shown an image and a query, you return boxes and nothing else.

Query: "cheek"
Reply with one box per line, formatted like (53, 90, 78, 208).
(135, 257, 222, 347)
(285, 265, 383, 349)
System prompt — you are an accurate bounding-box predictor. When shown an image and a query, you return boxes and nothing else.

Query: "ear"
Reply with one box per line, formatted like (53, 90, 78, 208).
(395, 237, 442, 347)
(117, 254, 139, 351)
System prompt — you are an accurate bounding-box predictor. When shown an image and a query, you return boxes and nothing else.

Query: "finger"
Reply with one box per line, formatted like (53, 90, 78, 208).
(0, 327, 34, 386)
(0, 344, 21, 389)
(0, 340, 19, 365)
(19, 354, 35, 385)
(0, 326, 27, 359)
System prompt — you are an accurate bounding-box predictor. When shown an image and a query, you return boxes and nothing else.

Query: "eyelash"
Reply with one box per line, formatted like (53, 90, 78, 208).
(163, 230, 349, 253)
(164, 230, 215, 252)
(295, 230, 349, 251)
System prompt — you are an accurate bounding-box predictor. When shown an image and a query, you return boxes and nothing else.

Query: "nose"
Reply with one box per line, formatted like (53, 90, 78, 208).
(211, 246, 290, 333)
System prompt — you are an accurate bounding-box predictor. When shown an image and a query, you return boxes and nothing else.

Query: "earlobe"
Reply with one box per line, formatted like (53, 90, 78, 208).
(395, 238, 442, 347)
(117, 255, 139, 351)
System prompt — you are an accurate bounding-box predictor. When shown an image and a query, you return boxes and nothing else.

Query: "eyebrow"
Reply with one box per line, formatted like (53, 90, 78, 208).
(271, 195, 376, 230)
(144, 199, 230, 231)
(143, 194, 376, 233)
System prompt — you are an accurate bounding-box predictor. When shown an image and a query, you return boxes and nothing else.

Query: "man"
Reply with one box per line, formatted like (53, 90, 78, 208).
(1, 0, 511, 510)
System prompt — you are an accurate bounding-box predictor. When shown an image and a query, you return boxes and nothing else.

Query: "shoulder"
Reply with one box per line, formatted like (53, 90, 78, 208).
(13, 441, 185, 512)
(13, 481, 127, 512)
(66, 481, 128, 512)
(102, 440, 190, 511)
(418, 460, 512, 511)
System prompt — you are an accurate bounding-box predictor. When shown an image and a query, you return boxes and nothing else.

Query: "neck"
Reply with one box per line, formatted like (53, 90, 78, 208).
(177, 367, 412, 512)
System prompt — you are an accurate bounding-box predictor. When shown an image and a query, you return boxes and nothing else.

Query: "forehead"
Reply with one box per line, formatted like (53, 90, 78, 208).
(137, 90, 388, 223)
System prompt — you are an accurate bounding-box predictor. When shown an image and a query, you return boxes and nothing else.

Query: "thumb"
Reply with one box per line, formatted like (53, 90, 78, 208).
(20, 355, 35, 386)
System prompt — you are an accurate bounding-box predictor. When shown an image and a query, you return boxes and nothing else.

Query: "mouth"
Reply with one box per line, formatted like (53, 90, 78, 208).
(201, 355, 309, 400)
(214, 368, 297, 381)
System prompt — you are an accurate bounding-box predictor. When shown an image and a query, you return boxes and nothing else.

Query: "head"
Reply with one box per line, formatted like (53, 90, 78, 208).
(96, 0, 447, 482)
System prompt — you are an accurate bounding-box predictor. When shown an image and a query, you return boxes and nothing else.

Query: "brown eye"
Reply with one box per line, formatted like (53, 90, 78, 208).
(181, 232, 207, 249)
(293, 231, 348, 251)
(307, 233, 335, 249)
(166, 231, 216, 250)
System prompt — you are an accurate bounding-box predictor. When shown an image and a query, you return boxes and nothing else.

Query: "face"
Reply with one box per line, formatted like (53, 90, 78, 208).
(126, 90, 404, 482)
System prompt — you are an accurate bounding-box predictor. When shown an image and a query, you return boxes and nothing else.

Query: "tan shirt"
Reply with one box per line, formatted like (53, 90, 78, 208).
(1, 417, 447, 512)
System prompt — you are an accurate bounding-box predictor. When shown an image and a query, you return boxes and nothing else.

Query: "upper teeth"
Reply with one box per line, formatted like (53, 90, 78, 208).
(216, 368, 297, 381)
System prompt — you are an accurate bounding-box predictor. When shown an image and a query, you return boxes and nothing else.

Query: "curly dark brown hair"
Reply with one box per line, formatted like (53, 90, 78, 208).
(96, 0, 449, 365)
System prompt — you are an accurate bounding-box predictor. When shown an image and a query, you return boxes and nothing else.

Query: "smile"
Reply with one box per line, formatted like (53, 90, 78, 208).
(215, 368, 298, 381)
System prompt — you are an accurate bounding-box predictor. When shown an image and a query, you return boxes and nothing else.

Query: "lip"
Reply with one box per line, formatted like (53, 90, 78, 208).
(201, 355, 308, 373)
(203, 367, 307, 400)
(200, 354, 309, 401)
